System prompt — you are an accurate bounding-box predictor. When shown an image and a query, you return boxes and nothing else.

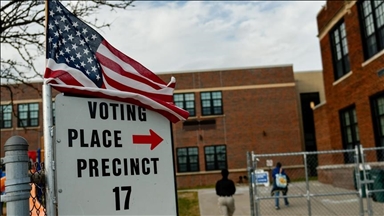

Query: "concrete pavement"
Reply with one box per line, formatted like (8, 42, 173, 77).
(198, 182, 384, 216)
(199, 185, 251, 216)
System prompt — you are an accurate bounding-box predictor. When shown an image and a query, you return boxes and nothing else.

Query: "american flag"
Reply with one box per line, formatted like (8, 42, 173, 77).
(44, 0, 189, 123)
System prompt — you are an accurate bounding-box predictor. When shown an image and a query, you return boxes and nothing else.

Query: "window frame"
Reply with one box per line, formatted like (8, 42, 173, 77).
(17, 103, 39, 127)
(0, 104, 13, 129)
(204, 145, 227, 171)
(358, 0, 384, 59)
(339, 106, 360, 163)
(330, 20, 351, 80)
(370, 92, 384, 161)
(173, 93, 196, 117)
(176, 147, 199, 173)
(200, 91, 223, 116)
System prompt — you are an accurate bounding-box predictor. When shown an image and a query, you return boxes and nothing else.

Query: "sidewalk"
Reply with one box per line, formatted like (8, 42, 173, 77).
(198, 184, 250, 216)
(198, 182, 384, 216)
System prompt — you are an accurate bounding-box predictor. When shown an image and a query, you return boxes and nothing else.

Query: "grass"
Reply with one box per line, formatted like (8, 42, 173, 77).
(177, 191, 200, 216)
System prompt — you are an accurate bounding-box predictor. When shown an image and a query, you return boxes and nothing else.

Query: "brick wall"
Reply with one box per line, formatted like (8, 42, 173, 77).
(1, 83, 61, 156)
(317, 1, 346, 34)
(176, 171, 247, 189)
(159, 66, 303, 187)
(317, 165, 356, 190)
(318, 163, 384, 190)
(314, 1, 384, 165)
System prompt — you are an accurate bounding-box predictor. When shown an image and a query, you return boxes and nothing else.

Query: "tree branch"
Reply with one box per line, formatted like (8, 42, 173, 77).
(1, 0, 134, 124)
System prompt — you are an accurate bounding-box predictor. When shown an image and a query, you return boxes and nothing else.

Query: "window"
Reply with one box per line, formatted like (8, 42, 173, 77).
(0, 105, 12, 129)
(200, 91, 223, 116)
(174, 93, 195, 116)
(359, 0, 384, 59)
(330, 21, 350, 80)
(183, 119, 216, 131)
(18, 103, 39, 127)
(176, 147, 199, 172)
(204, 145, 227, 171)
(340, 107, 360, 163)
(371, 93, 384, 161)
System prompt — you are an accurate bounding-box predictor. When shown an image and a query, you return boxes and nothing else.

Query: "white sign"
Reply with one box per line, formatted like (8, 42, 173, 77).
(54, 94, 177, 215)
(252, 170, 270, 187)
(255, 172, 269, 184)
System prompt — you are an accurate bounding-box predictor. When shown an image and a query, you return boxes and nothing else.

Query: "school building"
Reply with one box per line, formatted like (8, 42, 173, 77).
(314, 0, 384, 187)
(157, 66, 325, 188)
(1, 65, 324, 188)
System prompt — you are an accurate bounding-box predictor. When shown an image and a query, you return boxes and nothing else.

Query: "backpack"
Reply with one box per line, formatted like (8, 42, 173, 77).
(275, 168, 288, 188)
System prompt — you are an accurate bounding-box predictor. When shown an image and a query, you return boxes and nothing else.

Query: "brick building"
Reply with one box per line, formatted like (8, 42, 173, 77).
(1, 65, 324, 188)
(314, 0, 384, 187)
(1, 84, 60, 153)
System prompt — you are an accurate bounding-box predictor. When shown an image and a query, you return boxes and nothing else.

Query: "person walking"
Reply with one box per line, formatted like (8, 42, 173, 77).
(215, 169, 236, 216)
(271, 162, 289, 210)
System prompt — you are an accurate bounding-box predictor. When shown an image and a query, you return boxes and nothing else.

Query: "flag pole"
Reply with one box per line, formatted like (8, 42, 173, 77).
(43, 0, 57, 215)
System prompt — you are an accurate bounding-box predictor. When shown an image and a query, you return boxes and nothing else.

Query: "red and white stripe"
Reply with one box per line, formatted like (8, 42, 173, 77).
(44, 40, 189, 123)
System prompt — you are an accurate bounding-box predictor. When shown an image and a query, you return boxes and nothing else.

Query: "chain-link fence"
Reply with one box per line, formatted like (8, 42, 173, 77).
(29, 161, 47, 216)
(360, 147, 384, 216)
(248, 146, 384, 216)
(1, 162, 47, 216)
(2, 142, 383, 216)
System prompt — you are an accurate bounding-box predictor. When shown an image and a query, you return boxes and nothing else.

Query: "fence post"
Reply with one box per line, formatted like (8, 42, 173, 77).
(303, 153, 312, 216)
(252, 152, 260, 216)
(360, 145, 373, 216)
(354, 145, 364, 216)
(247, 151, 255, 216)
(1, 136, 30, 216)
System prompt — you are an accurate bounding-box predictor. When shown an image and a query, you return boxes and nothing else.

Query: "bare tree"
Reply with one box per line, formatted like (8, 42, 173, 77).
(1, 0, 134, 85)
(0, 0, 134, 125)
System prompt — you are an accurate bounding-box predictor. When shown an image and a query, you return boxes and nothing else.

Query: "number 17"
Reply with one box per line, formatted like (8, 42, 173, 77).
(112, 186, 132, 211)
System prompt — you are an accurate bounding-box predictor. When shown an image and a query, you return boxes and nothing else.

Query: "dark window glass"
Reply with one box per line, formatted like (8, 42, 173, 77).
(0, 105, 12, 129)
(200, 91, 223, 116)
(359, 0, 384, 59)
(204, 145, 227, 171)
(371, 93, 384, 161)
(18, 103, 39, 127)
(340, 107, 360, 163)
(183, 119, 216, 131)
(176, 147, 199, 172)
(330, 21, 351, 80)
(174, 93, 195, 116)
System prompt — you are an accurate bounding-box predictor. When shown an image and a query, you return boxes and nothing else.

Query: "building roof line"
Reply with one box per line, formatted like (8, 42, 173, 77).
(156, 64, 293, 75)
(174, 82, 295, 93)
(317, 0, 356, 40)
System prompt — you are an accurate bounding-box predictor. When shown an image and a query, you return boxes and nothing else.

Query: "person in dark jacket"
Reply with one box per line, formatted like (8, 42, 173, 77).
(215, 169, 236, 216)
(271, 162, 289, 210)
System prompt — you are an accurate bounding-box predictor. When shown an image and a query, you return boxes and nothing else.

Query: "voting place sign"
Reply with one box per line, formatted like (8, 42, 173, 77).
(54, 94, 177, 215)
(255, 172, 269, 184)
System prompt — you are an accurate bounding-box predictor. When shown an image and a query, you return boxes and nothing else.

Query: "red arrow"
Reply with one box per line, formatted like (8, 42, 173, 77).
(132, 129, 163, 150)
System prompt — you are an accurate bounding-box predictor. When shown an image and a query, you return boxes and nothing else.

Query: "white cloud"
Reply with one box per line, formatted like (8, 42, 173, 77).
(2, 1, 326, 80)
(96, 1, 326, 73)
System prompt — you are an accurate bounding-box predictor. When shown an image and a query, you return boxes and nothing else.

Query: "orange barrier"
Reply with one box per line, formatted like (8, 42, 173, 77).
(0, 177, 4, 192)
(30, 183, 45, 216)
(0, 177, 46, 216)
